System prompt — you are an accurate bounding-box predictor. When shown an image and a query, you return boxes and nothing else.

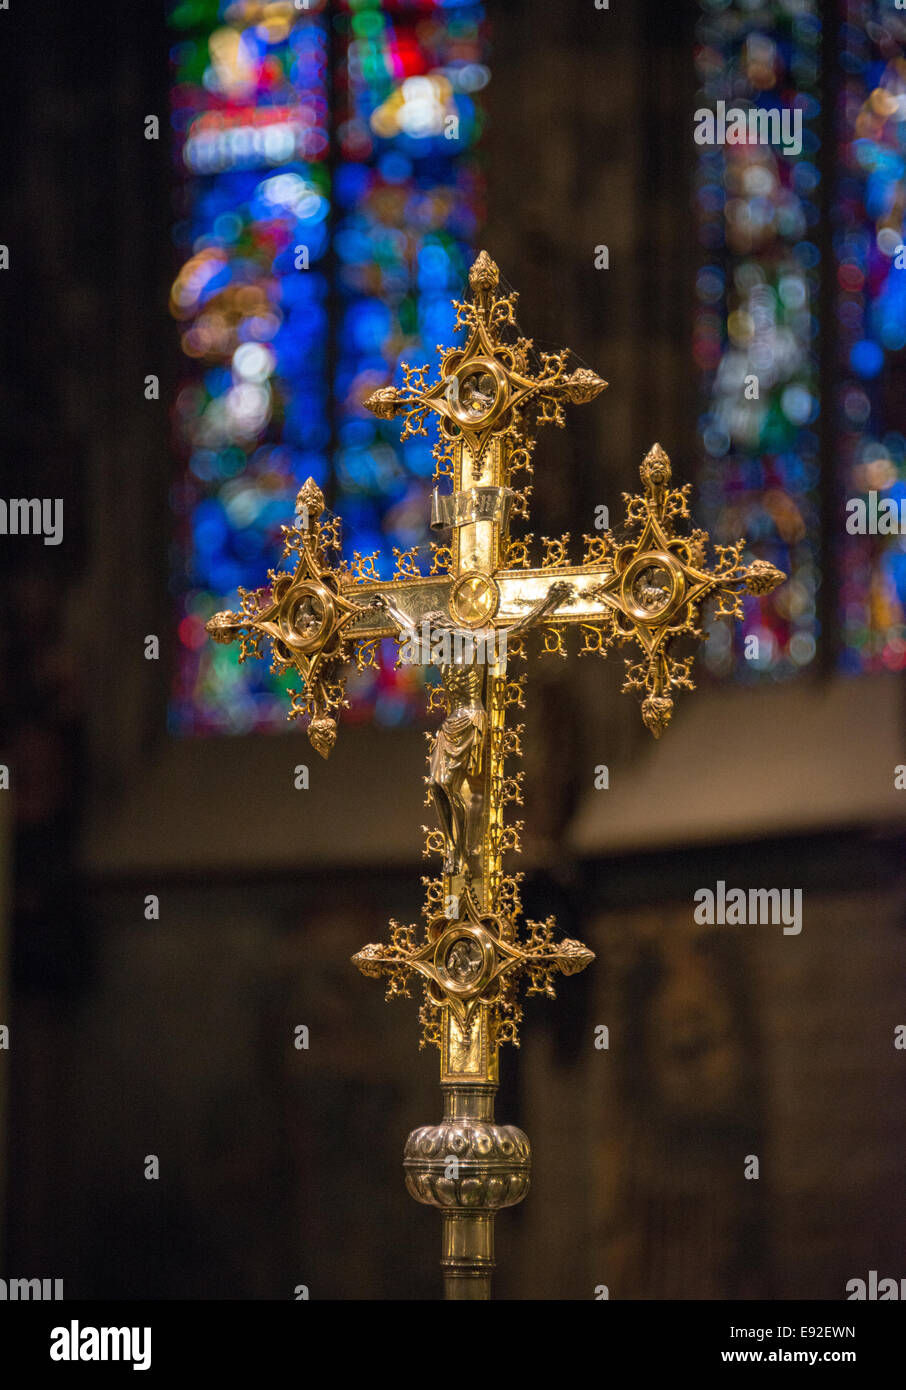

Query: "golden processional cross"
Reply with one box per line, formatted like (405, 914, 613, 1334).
(206, 252, 784, 1300)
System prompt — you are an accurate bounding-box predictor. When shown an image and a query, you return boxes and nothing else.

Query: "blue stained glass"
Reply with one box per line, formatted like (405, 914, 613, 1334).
(168, 4, 331, 733)
(850, 339, 884, 378)
(837, 1, 906, 673)
(169, 1, 489, 732)
(694, 0, 822, 679)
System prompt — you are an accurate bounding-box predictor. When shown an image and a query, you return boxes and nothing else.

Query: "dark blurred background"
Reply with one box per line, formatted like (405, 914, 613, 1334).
(1, 0, 905, 1299)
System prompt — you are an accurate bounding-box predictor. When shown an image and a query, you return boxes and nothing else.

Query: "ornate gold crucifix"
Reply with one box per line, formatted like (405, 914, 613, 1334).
(206, 252, 784, 1300)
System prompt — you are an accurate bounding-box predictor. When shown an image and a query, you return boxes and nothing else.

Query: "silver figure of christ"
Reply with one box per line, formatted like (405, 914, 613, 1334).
(373, 580, 574, 877)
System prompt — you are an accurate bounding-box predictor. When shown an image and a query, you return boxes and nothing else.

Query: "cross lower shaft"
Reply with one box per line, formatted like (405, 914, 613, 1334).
(404, 1079, 531, 1302)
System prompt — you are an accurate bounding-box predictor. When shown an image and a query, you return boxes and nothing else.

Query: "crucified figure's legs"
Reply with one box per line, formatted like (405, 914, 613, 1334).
(429, 698, 485, 879)
(430, 766, 468, 876)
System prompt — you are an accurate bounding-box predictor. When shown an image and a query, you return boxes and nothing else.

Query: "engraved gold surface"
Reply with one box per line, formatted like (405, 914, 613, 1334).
(443, 1008, 487, 1077)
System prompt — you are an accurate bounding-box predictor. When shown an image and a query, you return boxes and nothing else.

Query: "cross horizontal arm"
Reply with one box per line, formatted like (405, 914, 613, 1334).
(495, 568, 612, 625)
(494, 443, 784, 735)
(342, 577, 454, 639)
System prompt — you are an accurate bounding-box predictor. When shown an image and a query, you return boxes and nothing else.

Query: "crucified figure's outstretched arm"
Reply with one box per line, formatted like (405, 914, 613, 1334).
(366, 592, 415, 634)
(510, 579, 575, 636)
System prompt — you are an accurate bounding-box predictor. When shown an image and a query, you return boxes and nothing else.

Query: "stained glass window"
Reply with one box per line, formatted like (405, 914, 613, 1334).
(333, 1, 488, 728)
(694, 1, 822, 680)
(837, 2, 906, 673)
(168, 0, 488, 734)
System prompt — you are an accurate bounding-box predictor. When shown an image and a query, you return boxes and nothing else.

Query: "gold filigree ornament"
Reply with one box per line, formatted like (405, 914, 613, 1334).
(587, 444, 785, 737)
(205, 480, 374, 758)
(363, 250, 606, 481)
(353, 888, 594, 1048)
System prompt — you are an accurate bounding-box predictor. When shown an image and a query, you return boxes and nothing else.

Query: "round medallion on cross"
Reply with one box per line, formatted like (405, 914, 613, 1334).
(444, 357, 508, 429)
(620, 551, 685, 625)
(277, 581, 335, 653)
(449, 571, 500, 628)
(434, 925, 493, 998)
